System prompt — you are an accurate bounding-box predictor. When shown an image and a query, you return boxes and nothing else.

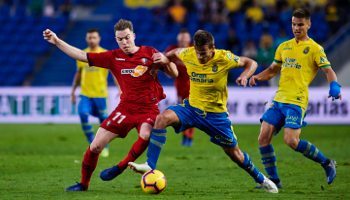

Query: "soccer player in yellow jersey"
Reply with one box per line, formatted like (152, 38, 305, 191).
(71, 28, 119, 157)
(249, 8, 341, 188)
(129, 30, 279, 193)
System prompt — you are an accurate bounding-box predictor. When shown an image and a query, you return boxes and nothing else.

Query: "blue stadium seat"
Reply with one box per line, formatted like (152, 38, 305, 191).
(15, 5, 27, 17)
(0, 5, 11, 17)
(268, 22, 280, 38)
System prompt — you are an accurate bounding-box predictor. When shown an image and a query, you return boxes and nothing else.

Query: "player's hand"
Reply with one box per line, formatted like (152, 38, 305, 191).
(328, 93, 342, 101)
(152, 52, 170, 65)
(149, 67, 159, 79)
(236, 76, 248, 87)
(249, 76, 261, 87)
(71, 93, 76, 104)
(43, 29, 58, 45)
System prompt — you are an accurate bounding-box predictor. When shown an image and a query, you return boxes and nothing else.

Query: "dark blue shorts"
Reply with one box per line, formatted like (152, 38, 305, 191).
(261, 101, 307, 135)
(78, 95, 108, 119)
(168, 99, 237, 148)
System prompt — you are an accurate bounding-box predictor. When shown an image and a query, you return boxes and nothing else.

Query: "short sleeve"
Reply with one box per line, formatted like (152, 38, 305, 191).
(315, 47, 331, 68)
(87, 51, 113, 69)
(273, 44, 283, 67)
(224, 51, 240, 69)
(179, 47, 191, 61)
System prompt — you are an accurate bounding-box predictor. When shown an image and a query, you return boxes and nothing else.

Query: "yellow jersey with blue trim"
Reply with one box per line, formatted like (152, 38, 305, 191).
(179, 47, 240, 113)
(273, 38, 331, 109)
(77, 47, 109, 98)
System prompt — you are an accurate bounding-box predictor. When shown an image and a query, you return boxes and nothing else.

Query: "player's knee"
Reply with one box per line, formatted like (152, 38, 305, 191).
(79, 112, 89, 122)
(258, 134, 271, 146)
(155, 113, 170, 127)
(284, 136, 299, 149)
(139, 130, 151, 140)
(90, 142, 104, 152)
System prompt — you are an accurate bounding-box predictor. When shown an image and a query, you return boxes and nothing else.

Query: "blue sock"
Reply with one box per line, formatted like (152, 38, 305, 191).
(260, 145, 279, 180)
(238, 152, 265, 184)
(81, 122, 94, 144)
(146, 129, 167, 169)
(295, 140, 327, 164)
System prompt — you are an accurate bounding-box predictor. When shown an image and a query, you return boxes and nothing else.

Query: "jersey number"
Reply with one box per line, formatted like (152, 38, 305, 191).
(112, 112, 126, 124)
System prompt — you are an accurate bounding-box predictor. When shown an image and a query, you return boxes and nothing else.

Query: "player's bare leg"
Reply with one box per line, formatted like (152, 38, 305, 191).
(222, 145, 278, 193)
(65, 128, 119, 191)
(256, 121, 283, 189)
(129, 109, 180, 173)
(100, 123, 152, 181)
(284, 128, 337, 184)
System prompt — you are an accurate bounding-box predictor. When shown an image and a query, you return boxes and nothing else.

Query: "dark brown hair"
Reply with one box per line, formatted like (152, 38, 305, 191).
(87, 28, 100, 35)
(292, 8, 311, 21)
(193, 30, 214, 49)
(179, 28, 190, 34)
(114, 19, 133, 33)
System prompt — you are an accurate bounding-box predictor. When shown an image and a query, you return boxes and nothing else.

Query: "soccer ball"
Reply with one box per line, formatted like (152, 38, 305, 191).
(141, 169, 166, 194)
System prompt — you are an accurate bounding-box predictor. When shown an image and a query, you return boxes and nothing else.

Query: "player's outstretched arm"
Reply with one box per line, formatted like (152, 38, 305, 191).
(249, 63, 281, 87)
(165, 48, 185, 61)
(321, 67, 342, 101)
(236, 56, 258, 87)
(43, 29, 88, 62)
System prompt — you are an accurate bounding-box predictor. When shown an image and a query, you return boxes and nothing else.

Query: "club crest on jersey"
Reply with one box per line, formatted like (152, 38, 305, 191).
(212, 63, 218, 72)
(303, 47, 310, 54)
(121, 65, 148, 77)
(141, 58, 147, 64)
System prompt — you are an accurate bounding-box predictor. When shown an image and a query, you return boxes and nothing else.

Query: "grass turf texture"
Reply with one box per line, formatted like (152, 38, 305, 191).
(0, 124, 349, 200)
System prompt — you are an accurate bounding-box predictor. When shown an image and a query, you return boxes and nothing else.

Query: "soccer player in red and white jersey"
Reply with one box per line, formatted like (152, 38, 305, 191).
(43, 19, 178, 191)
(164, 28, 195, 146)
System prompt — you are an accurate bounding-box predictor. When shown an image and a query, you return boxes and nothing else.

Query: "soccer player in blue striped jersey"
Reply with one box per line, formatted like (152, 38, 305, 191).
(249, 8, 341, 188)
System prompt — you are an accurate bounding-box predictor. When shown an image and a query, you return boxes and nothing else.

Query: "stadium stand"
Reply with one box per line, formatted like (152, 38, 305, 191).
(1, 0, 349, 86)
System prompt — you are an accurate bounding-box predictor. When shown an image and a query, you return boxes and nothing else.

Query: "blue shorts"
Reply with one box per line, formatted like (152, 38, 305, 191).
(168, 99, 237, 148)
(78, 95, 108, 120)
(260, 101, 307, 135)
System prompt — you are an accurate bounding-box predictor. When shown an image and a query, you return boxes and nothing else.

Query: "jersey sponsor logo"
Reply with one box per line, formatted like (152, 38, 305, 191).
(282, 57, 301, 69)
(320, 57, 328, 63)
(287, 116, 298, 121)
(190, 72, 214, 83)
(182, 48, 189, 55)
(226, 52, 232, 60)
(187, 61, 198, 66)
(121, 65, 148, 77)
(115, 58, 125, 61)
(141, 58, 147, 64)
(212, 63, 218, 72)
(303, 46, 310, 54)
(320, 48, 324, 53)
(283, 47, 292, 50)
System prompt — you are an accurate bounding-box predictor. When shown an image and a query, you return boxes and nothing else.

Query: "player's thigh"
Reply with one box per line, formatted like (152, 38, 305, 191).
(166, 103, 195, 133)
(155, 109, 181, 128)
(136, 111, 159, 140)
(198, 112, 237, 148)
(260, 101, 285, 135)
(78, 95, 91, 115)
(258, 121, 277, 146)
(90, 127, 119, 152)
(100, 106, 136, 138)
(283, 127, 301, 149)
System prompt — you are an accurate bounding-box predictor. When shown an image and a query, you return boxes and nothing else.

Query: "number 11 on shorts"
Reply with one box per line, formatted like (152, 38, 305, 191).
(112, 112, 126, 124)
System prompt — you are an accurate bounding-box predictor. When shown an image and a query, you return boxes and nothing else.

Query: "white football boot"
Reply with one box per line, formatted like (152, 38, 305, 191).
(128, 162, 152, 174)
(260, 175, 278, 193)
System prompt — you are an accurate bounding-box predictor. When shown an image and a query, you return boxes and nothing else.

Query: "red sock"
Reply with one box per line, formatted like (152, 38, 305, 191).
(80, 146, 100, 189)
(117, 136, 149, 171)
(184, 128, 195, 139)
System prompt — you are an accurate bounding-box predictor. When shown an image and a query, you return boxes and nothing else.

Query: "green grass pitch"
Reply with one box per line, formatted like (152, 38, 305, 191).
(0, 124, 349, 199)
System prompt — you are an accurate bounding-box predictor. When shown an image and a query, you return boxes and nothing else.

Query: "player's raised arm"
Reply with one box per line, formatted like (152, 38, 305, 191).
(249, 63, 281, 87)
(321, 67, 342, 101)
(165, 48, 185, 61)
(43, 29, 88, 62)
(152, 52, 178, 78)
(236, 56, 258, 87)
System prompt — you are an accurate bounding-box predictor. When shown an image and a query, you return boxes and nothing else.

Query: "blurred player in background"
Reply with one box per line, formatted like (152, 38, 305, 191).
(71, 28, 119, 157)
(249, 8, 341, 188)
(130, 30, 279, 193)
(43, 19, 178, 191)
(164, 28, 195, 146)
